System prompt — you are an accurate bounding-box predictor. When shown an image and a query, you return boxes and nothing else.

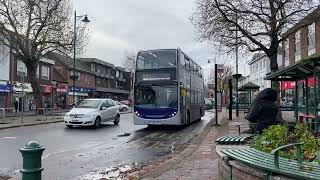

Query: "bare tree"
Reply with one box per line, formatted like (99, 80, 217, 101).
(0, 0, 89, 109)
(191, 0, 317, 88)
(123, 51, 136, 96)
(123, 51, 136, 74)
(208, 65, 233, 93)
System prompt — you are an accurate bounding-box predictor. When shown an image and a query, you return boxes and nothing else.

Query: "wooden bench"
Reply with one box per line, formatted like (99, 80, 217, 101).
(298, 113, 316, 123)
(215, 134, 253, 145)
(297, 114, 319, 135)
(221, 143, 320, 180)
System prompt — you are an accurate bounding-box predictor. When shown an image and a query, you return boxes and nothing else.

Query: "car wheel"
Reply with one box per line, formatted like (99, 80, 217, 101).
(94, 117, 101, 128)
(66, 125, 73, 128)
(114, 114, 120, 125)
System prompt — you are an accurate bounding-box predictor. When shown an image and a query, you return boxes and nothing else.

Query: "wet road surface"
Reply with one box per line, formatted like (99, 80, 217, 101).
(0, 112, 213, 179)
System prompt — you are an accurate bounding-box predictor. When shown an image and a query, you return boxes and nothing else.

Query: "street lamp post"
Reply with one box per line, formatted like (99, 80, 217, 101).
(235, 11, 239, 117)
(72, 10, 90, 106)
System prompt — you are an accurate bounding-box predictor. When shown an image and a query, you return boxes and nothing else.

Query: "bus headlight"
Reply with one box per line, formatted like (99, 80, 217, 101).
(135, 111, 141, 117)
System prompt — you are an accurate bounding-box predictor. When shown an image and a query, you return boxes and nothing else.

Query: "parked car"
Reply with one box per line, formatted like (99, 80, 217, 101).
(205, 98, 214, 110)
(64, 98, 120, 128)
(120, 100, 130, 106)
(116, 101, 130, 112)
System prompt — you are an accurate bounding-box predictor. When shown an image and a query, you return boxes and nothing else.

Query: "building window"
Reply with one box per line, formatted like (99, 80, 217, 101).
(308, 23, 316, 56)
(70, 71, 80, 80)
(91, 63, 95, 72)
(17, 59, 27, 76)
(284, 39, 289, 66)
(295, 30, 301, 62)
(41, 65, 50, 80)
(277, 51, 282, 67)
(116, 70, 120, 78)
(96, 77, 101, 86)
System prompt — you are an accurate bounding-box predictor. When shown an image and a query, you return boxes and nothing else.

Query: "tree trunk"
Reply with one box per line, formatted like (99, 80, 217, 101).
(25, 62, 43, 113)
(267, 52, 284, 122)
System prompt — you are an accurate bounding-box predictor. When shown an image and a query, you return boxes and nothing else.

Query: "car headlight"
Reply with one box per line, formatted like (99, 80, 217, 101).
(64, 114, 70, 118)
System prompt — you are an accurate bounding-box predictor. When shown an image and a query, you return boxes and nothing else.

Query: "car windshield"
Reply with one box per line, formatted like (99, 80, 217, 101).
(136, 50, 176, 70)
(76, 99, 101, 109)
(135, 85, 178, 108)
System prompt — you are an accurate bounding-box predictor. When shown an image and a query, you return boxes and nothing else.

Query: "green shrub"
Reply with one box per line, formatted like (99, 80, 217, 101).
(252, 124, 320, 163)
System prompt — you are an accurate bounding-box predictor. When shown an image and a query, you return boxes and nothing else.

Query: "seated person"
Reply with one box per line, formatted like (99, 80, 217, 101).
(245, 88, 280, 134)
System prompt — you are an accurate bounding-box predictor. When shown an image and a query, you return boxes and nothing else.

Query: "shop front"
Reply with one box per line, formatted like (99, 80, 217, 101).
(54, 83, 68, 109)
(68, 86, 95, 106)
(12, 82, 33, 111)
(0, 82, 12, 108)
(266, 56, 320, 125)
(42, 84, 53, 108)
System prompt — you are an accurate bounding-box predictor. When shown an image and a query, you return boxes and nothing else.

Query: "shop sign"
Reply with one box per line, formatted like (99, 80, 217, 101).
(56, 84, 68, 93)
(0, 84, 11, 93)
(217, 64, 224, 74)
(281, 81, 295, 90)
(43, 85, 52, 94)
(13, 82, 33, 92)
(69, 86, 95, 93)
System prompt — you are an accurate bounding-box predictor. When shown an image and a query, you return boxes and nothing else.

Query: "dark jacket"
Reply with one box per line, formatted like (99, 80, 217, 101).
(245, 88, 279, 133)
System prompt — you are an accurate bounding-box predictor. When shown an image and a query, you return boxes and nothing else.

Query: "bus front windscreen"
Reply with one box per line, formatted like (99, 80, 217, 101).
(135, 85, 178, 108)
(137, 50, 176, 70)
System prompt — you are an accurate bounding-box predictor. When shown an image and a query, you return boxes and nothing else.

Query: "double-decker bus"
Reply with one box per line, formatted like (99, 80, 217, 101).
(133, 48, 205, 125)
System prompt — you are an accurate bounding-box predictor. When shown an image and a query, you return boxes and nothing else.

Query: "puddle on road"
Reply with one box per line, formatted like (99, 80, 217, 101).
(79, 164, 132, 180)
(117, 133, 131, 137)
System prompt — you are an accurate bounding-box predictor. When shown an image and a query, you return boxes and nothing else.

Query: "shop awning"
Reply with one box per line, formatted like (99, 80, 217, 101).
(239, 82, 260, 91)
(265, 56, 320, 81)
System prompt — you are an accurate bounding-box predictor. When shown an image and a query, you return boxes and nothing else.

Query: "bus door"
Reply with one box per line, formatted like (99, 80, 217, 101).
(180, 86, 187, 124)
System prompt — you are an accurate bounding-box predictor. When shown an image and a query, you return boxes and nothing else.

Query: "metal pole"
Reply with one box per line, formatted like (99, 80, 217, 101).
(215, 64, 218, 125)
(229, 78, 233, 120)
(73, 10, 76, 106)
(21, 74, 24, 123)
(235, 11, 239, 117)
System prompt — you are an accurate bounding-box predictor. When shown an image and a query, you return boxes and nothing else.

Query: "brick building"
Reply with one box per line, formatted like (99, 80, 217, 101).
(50, 53, 96, 107)
(10, 54, 55, 111)
(278, 7, 320, 105)
(77, 58, 130, 100)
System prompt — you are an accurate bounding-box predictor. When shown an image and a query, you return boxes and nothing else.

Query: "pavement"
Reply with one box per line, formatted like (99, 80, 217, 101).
(140, 109, 250, 180)
(0, 110, 213, 180)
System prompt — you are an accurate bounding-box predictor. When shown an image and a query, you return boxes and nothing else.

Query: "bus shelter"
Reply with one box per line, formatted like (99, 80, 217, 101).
(237, 82, 260, 111)
(265, 56, 320, 126)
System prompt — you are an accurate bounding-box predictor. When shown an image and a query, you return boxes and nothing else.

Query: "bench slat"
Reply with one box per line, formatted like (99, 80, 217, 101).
(215, 135, 253, 144)
(222, 148, 320, 179)
(234, 149, 320, 176)
(246, 149, 320, 171)
(223, 149, 320, 179)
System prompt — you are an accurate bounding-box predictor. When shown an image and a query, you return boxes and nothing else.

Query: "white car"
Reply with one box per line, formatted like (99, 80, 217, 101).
(116, 101, 129, 112)
(64, 98, 120, 128)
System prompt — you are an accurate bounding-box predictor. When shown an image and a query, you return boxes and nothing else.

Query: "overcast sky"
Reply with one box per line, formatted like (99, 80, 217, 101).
(73, 0, 250, 78)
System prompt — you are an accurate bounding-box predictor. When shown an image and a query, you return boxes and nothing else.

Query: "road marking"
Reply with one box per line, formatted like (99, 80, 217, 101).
(0, 136, 17, 140)
(42, 142, 102, 159)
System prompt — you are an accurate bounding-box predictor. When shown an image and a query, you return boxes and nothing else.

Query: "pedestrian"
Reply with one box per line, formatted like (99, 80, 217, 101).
(14, 100, 18, 113)
(245, 88, 281, 134)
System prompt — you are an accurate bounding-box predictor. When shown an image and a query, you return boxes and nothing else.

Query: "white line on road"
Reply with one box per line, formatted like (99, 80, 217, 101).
(0, 136, 17, 140)
(42, 142, 103, 159)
